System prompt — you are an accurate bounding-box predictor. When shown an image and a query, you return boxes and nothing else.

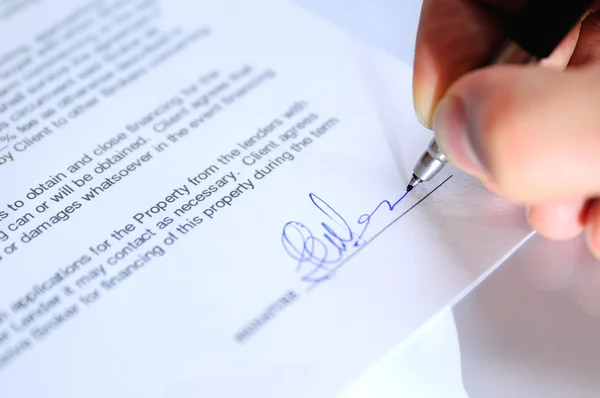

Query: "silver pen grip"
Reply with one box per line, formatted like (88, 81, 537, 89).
(413, 138, 447, 183)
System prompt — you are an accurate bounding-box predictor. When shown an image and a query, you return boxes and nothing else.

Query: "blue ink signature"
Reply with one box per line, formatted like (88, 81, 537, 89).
(281, 191, 410, 284)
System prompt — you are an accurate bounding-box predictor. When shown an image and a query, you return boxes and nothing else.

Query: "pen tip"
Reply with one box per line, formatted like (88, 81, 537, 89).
(407, 175, 421, 193)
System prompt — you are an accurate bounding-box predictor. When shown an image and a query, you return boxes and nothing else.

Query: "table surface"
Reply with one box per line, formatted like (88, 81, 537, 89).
(292, 1, 600, 397)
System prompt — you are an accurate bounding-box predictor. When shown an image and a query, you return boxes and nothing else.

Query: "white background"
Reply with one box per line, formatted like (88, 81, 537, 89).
(293, 1, 600, 397)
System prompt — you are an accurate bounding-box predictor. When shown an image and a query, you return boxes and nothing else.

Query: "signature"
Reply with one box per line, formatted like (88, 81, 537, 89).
(281, 191, 410, 284)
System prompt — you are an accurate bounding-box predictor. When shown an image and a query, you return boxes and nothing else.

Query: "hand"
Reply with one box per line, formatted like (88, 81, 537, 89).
(414, 0, 600, 258)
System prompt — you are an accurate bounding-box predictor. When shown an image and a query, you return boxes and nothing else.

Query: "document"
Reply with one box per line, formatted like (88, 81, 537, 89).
(0, 0, 533, 396)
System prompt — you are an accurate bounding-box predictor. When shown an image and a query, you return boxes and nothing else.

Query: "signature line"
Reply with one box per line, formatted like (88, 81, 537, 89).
(307, 175, 453, 292)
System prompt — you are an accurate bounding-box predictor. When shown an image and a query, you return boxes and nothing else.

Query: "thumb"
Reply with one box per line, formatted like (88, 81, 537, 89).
(433, 64, 600, 204)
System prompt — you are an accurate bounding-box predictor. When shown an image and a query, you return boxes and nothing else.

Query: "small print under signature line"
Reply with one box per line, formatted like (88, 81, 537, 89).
(281, 175, 453, 289)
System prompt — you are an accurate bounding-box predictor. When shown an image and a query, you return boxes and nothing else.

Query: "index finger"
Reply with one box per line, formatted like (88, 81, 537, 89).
(413, 0, 525, 127)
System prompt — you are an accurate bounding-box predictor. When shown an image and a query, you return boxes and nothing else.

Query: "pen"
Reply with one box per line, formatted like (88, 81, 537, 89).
(407, 0, 596, 192)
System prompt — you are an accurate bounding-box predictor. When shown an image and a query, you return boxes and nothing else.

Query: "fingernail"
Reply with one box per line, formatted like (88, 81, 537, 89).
(416, 109, 430, 128)
(413, 77, 435, 128)
(432, 96, 488, 177)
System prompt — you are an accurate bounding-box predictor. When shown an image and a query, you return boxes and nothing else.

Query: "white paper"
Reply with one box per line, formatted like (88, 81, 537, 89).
(0, 0, 532, 397)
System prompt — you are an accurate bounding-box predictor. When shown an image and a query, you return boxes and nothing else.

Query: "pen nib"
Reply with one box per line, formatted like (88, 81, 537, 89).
(406, 175, 421, 192)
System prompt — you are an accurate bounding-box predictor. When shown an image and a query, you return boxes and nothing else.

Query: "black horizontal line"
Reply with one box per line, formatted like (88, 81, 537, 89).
(307, 175, 453, 292)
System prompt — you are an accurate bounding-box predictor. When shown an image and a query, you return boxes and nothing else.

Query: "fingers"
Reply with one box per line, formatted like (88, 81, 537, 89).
(432, 65, 600, 203)
(528, 199, 589, 240)
(413, 0, 525, 127)
(416, 2, 600, 259)
(526, 12, 600, 247)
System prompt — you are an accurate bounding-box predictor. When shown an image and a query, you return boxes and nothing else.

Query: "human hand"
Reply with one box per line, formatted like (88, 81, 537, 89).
(413, 0, 600, 258)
